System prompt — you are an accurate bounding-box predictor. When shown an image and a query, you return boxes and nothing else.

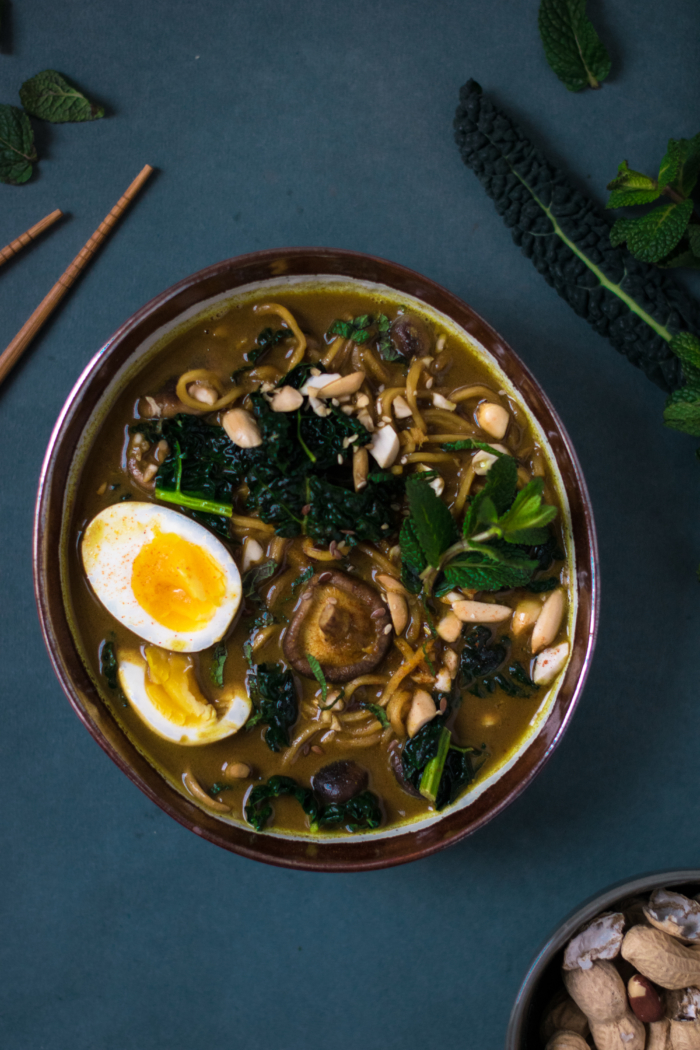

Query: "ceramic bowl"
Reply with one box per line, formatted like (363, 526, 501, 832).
(34, 247, 598, 871)
(507, 869, 700, 1047)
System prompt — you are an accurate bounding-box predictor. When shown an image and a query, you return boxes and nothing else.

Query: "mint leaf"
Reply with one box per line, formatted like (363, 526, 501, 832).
(306, 652, 328, 704)
(242, 559, 277, 598)
(538, 0, 611, 92)
(496, 478, 558, 544)
(210, 642, 227, 687)
(406, 478, 458, 568)
(441, 439, 507, 456)
(360, 702, 390, 729)
(606, 161, 660, 209)
(688, 224, 700, 259)
(400, 518, 426, 593)
(664, 387, 700, 436)
(610, 201, 694, 264)
(464, 455, 518, 536)
(670, 332, 700, 374)
(437, 553, 537, 593)
(663, 134, 700, 197)
(0, 104, 37, 184)
(19, 70, 105, 123)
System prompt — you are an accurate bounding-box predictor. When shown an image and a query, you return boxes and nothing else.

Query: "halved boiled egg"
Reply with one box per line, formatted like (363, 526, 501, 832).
(118, 646, 251, 745)
(81, 502, 241, 652)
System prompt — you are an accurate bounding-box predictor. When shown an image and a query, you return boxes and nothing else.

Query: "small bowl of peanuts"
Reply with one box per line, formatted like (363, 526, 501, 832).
(507, 870, 700, 1050)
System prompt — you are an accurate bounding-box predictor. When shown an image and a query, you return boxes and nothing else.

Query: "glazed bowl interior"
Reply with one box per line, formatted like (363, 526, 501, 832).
(34, 248, 598, 871)
(507, 869, 700, 1048)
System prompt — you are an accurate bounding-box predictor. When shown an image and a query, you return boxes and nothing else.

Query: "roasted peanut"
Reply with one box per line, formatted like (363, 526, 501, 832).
(475, 400, 509, 439)
(627, 974, 665, 1022)
(222, 407, 262, 448)
(621, 925, 700, 990)
(531, 588, 565, 653)
(452, 599, 512, 624)
(545, 1034, 589, 1050)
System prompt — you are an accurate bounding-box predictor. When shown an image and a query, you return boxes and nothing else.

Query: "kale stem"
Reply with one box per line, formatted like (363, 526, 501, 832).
(296, 411, 316, 463)
(154, 486, 233, 517)
(174, 439, 183, 492)
(419, 727, 451, 803)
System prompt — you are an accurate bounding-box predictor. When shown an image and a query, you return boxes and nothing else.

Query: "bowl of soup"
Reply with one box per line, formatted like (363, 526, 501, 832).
(34, 248, 598, 870)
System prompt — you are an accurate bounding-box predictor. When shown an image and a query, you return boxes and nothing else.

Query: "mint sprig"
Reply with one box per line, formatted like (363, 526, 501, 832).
(607, 136, 700, 269)
(401, 467, 558, 596)
(305, 652, 328, 704)
(538, 0, 611, 93)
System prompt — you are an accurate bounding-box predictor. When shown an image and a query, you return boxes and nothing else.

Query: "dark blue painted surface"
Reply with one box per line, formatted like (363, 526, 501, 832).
(2, 2, 700, 1047)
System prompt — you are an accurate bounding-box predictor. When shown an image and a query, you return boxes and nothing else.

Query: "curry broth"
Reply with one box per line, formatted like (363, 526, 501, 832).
(68, 283, 571, 836)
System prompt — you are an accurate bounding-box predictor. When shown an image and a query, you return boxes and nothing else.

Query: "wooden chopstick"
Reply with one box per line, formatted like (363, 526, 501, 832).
(0, 209, 64, 268)
(0, 164, 154, 387)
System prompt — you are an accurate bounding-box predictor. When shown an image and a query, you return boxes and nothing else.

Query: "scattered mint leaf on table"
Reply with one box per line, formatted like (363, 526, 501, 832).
(0, 104, 37, 184)
(538, 0, 611, 92)
(19, 70, 105, 123)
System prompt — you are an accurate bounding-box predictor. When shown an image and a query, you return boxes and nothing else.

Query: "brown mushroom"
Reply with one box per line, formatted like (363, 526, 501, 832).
(390, 314, 432, 359)
(312, 761, 368, 804)
(126, 433, 169, 493)
(282, 570, 393, 682)
(137, 378, 209, 419)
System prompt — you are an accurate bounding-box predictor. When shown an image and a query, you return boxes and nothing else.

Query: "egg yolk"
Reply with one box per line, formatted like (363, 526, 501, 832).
(131, 532, 226, 632)
(143, 647, 217, 728)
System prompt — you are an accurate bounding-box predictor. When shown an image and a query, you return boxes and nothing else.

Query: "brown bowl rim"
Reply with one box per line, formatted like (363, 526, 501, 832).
(33, 247, 599, 872)
(506, 868, 700, 1047)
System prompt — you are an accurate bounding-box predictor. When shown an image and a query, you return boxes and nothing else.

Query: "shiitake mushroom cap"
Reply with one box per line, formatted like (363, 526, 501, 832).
(390, 314, 432, 360)
(282, 570, 393, 682)
(312, 761, 369, 804)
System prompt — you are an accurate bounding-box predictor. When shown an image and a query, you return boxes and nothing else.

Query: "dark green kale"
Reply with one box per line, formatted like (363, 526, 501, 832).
(245, 776, 319, 832)
(526, 576, 559, 593)
(460, 627, 539, 699)
(99, 640, 119, 690)
(246, 663, 299, 752)
(210, 642, 228, 687)
(454, 79, 700, 392)
(209, 782, 231, 798)
(400, 718, 478, 810)
(245, 775, 382, 833)
(313, 791, 383, 832)
(359, 703, 390, 729)
(249, 326, 291, 363)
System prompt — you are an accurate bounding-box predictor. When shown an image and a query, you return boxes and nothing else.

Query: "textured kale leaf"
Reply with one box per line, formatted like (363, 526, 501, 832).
(454, 80, 700, 391)
(400, 718, 477, 810)
(460, 627, 508, 686)
(245, 775, 382, 833)
(0, 104, 37, 184)
(245, 776, 319, 832)
(246, 663, 298, 752)
(19, 70, 105, 122)
(99, 640, 120, 690)
(313, 791, 383, 832)
(538, 0, 610, 92)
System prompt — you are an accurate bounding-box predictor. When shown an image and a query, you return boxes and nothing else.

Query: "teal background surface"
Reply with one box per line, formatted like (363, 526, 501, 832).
(2, 2, 700, 1047)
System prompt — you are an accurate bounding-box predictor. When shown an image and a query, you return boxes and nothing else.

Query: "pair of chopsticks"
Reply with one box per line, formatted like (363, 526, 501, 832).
(0, 164, 154, 386)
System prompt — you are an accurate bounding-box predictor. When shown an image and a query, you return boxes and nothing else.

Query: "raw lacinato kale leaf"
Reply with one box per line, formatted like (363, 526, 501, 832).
(538, 0, 611, 92)
(210, 642, 227, 687)
(454, 80, 700, 391)
(246, 663, 298, 752)
(0, 104, 37, 184)
(19, 70, 105, 122)
(406, 477, 458, 568)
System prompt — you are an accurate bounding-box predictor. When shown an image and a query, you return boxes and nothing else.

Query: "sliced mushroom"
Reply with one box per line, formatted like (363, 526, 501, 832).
(137, 379, 207, 419)
(126, 432, 169, 493)
(282, 570, 393, 682)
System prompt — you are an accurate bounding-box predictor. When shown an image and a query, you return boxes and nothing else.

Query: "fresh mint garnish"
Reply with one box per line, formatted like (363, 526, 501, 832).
(19, 70, 105, 123)
(538, 0, 611, 92)
(0, 104, 37, 184)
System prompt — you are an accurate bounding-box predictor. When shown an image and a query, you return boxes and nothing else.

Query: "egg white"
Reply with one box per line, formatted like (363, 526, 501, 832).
(117, 649, 251, 744)
(81, 502, 241, 652)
